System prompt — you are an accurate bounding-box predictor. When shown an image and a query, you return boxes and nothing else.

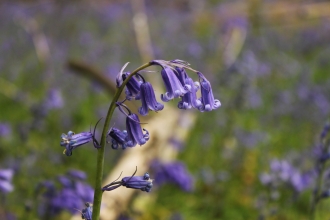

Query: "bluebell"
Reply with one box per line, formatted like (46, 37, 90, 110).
(60, 131, 93, 156)
(108, 128, 129, 149)
(139, 82, 164, 116)
(122, 72, 142, 100)
(102, 172, 153, 192)
(197, 72, 221, 111)
(126, 114, 149, 147)
(160, 66, 188, 102)
(121, 172, 153, 192)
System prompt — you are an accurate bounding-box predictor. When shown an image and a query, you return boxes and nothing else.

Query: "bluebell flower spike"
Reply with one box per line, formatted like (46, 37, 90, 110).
(197, 72, 221, 112)
(60, 131, 93, 156)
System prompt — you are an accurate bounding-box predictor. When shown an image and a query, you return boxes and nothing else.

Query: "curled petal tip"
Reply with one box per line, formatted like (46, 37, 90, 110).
(116, 62, 130, 87)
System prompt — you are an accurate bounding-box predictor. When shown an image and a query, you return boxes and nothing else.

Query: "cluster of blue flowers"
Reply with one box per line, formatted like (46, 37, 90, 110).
(60, 59, 220, 154)
(109, 59, 220, 150)
(59, 59, 221, 218)
(36, 169, 94, 218)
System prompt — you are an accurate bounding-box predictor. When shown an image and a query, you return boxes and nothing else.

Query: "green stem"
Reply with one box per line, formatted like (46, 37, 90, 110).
(92, 62, 152, 220)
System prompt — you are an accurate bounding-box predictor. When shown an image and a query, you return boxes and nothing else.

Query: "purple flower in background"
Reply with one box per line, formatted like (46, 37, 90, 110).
(320, 124, 330, 139)
(51, 188, 82, 213)
(74, 181, 94, 202)
(197, 72, 221, 112)
(108, 127, 129, 149)
(117, 213, 132, 220)
(126, 113, 149, 147)
(270, 159, 294, 182)
(102, 172, 153, 192)
(0, 169, 14, 193)
(67, 169, 87, 180)
(138, 82, 164, 116)
(0, 123, 11, 137)
(153, 161, 194, 192)
(37, 170, 94, 218)
(260, 159, 314, 192)
(57, 175, 72, 188)
(60, 131, 93, 156)
(44, 89, 64, 110)
(290, 171, 314, 192)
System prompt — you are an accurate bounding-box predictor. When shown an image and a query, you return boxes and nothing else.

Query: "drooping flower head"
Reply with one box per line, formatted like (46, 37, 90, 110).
(60, 119, 101, 156)
(160, 66, 188, 102)
(121, 172, 153, 192)
(60, 131, 93, 156)
(175, 67, 202, 110)
(116, 103, 149, 148)
(122, 72, 143, 100)
(116, 62, 142, 100)
(151, 60, 190, 102)
(197, 72, 221, 112)
(126, 113, 149, 147)
(108, 128, 129, 150)
(102, 168, 153, 192)
(138, 78, 164, 116)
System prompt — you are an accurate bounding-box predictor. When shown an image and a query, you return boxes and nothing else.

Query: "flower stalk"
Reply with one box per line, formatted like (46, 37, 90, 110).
(91, 62, 152, 220)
